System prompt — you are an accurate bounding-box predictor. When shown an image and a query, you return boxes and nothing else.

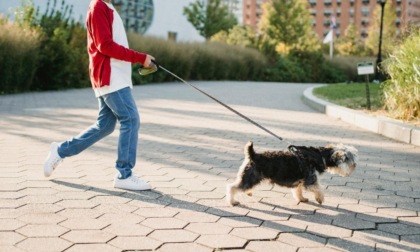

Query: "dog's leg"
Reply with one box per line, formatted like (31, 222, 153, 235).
(292, 182, 308, 203)
(226, 183, 241, 206)
(306, 182, 324, 204)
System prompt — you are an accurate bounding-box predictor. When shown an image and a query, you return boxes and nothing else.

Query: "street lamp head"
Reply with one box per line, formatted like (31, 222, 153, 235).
(377, 0, 387, 4)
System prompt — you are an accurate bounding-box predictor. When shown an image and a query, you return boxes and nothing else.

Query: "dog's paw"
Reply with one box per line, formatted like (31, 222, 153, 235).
(299, 197, 309, 203)
(229, 200, 240, 206)
(315, 194, 324, 204)
(246, 191, 253, 197)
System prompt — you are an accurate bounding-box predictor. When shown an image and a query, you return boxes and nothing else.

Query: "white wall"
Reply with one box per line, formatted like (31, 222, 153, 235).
(145, 0, 204, 42)
(0, 0, 205, 42)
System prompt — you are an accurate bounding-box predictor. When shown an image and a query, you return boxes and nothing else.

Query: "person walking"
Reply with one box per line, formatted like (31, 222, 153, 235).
(43, 0, 155, 190)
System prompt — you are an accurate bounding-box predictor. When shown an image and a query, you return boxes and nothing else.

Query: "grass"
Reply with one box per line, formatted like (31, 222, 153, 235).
(313, 82, 383, 110)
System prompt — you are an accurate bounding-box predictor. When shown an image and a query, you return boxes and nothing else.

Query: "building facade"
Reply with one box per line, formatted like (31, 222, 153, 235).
(243, 0, 420, 40)
(113, 0, 154, 34)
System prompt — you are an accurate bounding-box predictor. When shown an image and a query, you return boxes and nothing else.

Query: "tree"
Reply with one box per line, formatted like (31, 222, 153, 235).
(336, 24, 366, 56)
(183, 0, 237, 40)
(211, 24, 257, 48)
(365, 2, 398, 57)
(259, 0, 319, 56)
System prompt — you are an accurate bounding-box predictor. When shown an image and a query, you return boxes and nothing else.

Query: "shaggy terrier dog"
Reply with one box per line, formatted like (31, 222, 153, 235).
(226, 141, 358, 206)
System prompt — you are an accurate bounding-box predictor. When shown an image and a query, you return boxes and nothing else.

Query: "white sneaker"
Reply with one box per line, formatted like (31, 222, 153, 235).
(43, 142, 63, 177)
(113, 175, 151, 191)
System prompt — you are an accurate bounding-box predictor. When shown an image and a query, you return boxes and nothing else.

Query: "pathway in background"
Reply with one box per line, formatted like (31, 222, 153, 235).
(0, 82, 419, 251)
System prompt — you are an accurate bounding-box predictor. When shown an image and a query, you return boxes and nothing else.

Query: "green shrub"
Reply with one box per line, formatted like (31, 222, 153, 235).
(0, 19, 41, 93)
(32, 0, 89, 90)
(382, 28, 420, 121)
(326, 55, 376, 82)
(128, 34, 268, 83)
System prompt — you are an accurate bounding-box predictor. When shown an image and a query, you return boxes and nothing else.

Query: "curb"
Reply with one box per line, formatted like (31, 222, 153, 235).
(302, 85, 420, 147)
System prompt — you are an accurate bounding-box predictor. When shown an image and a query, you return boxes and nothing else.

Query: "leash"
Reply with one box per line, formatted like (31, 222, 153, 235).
(139, 60, 284, 142)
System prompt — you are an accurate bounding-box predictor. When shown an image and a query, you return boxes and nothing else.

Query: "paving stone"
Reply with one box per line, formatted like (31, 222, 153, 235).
(0, 232, 26, 245)
(338, 203, 378, 213)
(108, 236, 162, 250)
(55, 199, 99, 209)
(16, 224, 69, 237)
(96, 212, 145, 224)
(356, 213, 398, 226)
(185, 222, 232, 235)
(103, 223, 152, 236)
(400, 235, 420, 250)
(0, 245, 25, 252)
(59, 218, 109, 230)
(218, 216, 263, 228)
(377, 207, 418, 218)
(399, 216, 420, 227)
(262, 220, 307, 233)
(245, 240, 297, 252)
(196, 234, 247, 249)
(175, 210, 220, 223)
(61, 230, 115, 243)
(158, 242, 213, 252)
(141, 217, 188, 229)
(58, 208, 102, 219)
(0, 219, 26, 231)
(231, 227, 279, 240)
(278, 232, 326, 248)
(378, 223, 420, 235)
(332, 216, 376, 230)
(306, 223, 352, 238)
(149, 229, 199, 243)
(16, 237, 72, 252)
(133, 205, 179, 217)
(64, 244, 121, 252)
(327, 237, 375, 251)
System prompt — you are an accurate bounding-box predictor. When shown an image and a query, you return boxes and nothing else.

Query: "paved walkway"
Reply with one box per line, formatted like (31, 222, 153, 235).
(0, 82, 419, 252)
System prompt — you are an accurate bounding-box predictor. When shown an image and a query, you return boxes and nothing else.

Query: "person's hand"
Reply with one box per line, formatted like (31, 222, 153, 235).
(143, 54, 155, 68)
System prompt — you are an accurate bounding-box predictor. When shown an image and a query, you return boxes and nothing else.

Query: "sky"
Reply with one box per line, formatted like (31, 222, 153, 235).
(0, 0, 204, 42)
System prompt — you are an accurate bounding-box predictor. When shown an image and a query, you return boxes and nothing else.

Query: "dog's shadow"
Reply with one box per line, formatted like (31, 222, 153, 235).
(51, 179, 411, 252)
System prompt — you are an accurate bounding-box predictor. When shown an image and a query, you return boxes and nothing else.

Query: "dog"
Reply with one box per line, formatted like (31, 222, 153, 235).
(226, 141, 358, 206)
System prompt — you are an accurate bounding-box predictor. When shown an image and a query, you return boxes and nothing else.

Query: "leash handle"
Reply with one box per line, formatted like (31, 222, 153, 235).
(148, 61, 284, 142)
(138, 59, 159, 76)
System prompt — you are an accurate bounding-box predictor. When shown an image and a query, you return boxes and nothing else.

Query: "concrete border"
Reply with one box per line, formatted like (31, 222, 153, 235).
(302, 85, 420, 147)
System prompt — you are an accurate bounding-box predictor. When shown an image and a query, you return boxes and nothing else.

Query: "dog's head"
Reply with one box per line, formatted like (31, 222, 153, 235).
(325, 144, 358, 177)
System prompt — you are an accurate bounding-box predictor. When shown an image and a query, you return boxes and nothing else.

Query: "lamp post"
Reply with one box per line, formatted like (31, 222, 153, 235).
(376, 0, 386, 80)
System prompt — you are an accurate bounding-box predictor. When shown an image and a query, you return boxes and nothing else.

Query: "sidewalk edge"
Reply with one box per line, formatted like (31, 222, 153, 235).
(302, 85, 420, 147)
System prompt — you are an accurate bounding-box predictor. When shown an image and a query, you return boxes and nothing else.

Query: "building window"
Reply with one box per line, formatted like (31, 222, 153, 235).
(350, 8, 354, 17)
(362, 0, 369, 4)
(337, 0, 342, 5)
(336, 8, 341, 16)
(324, 9, 333, 16)
(362, 7, 370, 16)
(309, 0, 316, 6)
(310, 9, 317, 16)
(361, 19, 369, 26)
(350, 0, 355, 6)
(396, 18, 401, 26)
(361, 29, 368, 38)
(325, 0, 332, 6)
(396, 7, 402, 16)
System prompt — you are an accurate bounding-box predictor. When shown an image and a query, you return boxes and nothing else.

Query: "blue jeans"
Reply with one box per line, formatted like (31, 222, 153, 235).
(57, 87, 140, 179)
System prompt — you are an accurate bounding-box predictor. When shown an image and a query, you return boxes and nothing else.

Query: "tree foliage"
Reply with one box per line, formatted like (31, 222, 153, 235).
(211, 25, 257, 48)
(259, 0, 319, 57)
(183, 0, 237, 40)
(336, 24, 366, 56)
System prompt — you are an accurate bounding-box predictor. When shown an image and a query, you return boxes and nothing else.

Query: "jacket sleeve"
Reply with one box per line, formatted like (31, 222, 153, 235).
(88, 3, 147, 65)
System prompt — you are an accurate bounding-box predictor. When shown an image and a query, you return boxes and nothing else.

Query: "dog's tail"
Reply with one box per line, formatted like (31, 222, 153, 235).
(244, 141, 255, 160)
